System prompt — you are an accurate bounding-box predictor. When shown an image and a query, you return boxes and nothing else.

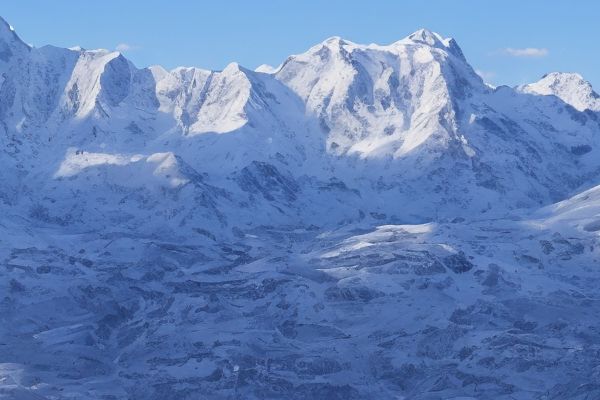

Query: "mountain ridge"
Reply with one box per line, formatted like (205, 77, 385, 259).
(2, 19, 600, 234)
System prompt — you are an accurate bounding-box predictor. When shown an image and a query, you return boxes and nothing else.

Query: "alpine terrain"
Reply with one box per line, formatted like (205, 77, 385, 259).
(1, 17, 600, 399)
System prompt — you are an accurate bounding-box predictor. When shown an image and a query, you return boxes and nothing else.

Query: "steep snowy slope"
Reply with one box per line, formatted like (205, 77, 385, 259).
(532, 182, 600, 234)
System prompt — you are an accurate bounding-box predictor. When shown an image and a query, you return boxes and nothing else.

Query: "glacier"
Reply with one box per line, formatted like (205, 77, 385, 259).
(1, 16, 600, 399)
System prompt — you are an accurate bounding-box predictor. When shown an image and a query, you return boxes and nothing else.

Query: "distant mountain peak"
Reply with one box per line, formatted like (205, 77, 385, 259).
(222, 61, 242, 73)
(520, 71, 600, 111)
(397, 29, 466, 61)
(255, 64, 278, 74)
(322, 36, 346, 45)
(406, 28, 445, 46)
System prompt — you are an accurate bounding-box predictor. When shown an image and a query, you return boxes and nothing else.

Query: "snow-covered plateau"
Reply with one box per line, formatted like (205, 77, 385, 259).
(1, 17, 600, 399)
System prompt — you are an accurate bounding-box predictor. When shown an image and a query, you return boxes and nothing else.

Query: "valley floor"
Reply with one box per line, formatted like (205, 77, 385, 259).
(2, 212, 600, 399)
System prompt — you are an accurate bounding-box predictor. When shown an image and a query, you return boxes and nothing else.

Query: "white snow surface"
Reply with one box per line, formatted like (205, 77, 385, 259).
(2, 17, 600, 400)
(519, 72, 600, 112)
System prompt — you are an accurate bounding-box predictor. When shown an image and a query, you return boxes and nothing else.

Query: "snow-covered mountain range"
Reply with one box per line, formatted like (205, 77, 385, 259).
(2, 17, 600, 399)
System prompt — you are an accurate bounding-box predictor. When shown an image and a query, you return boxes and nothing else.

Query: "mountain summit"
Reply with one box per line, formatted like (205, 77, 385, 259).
(520, 71, 600, 111)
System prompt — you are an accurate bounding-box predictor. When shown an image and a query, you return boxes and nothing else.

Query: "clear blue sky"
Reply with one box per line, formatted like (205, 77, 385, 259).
(3, 1, 599, 88)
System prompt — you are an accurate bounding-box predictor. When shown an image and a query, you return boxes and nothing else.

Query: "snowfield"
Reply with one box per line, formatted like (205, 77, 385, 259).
(1, 16, 600, 399)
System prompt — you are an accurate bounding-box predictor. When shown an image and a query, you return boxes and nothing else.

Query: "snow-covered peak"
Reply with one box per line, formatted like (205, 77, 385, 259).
(55, 49, 133, 118)
(405, 28, 445, 47)
(395, 29, 466, 61)
(519, 72, 600, 112)
(320, 36, 354, 49)
(221, 61, 243, 74)
(255, 63, 278, 74)
(152, 59, 300, 137)
(273, 29, 483, 158)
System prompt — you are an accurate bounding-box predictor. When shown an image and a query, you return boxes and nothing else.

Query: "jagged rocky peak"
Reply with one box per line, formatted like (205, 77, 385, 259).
(520, 72, 600, 112)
